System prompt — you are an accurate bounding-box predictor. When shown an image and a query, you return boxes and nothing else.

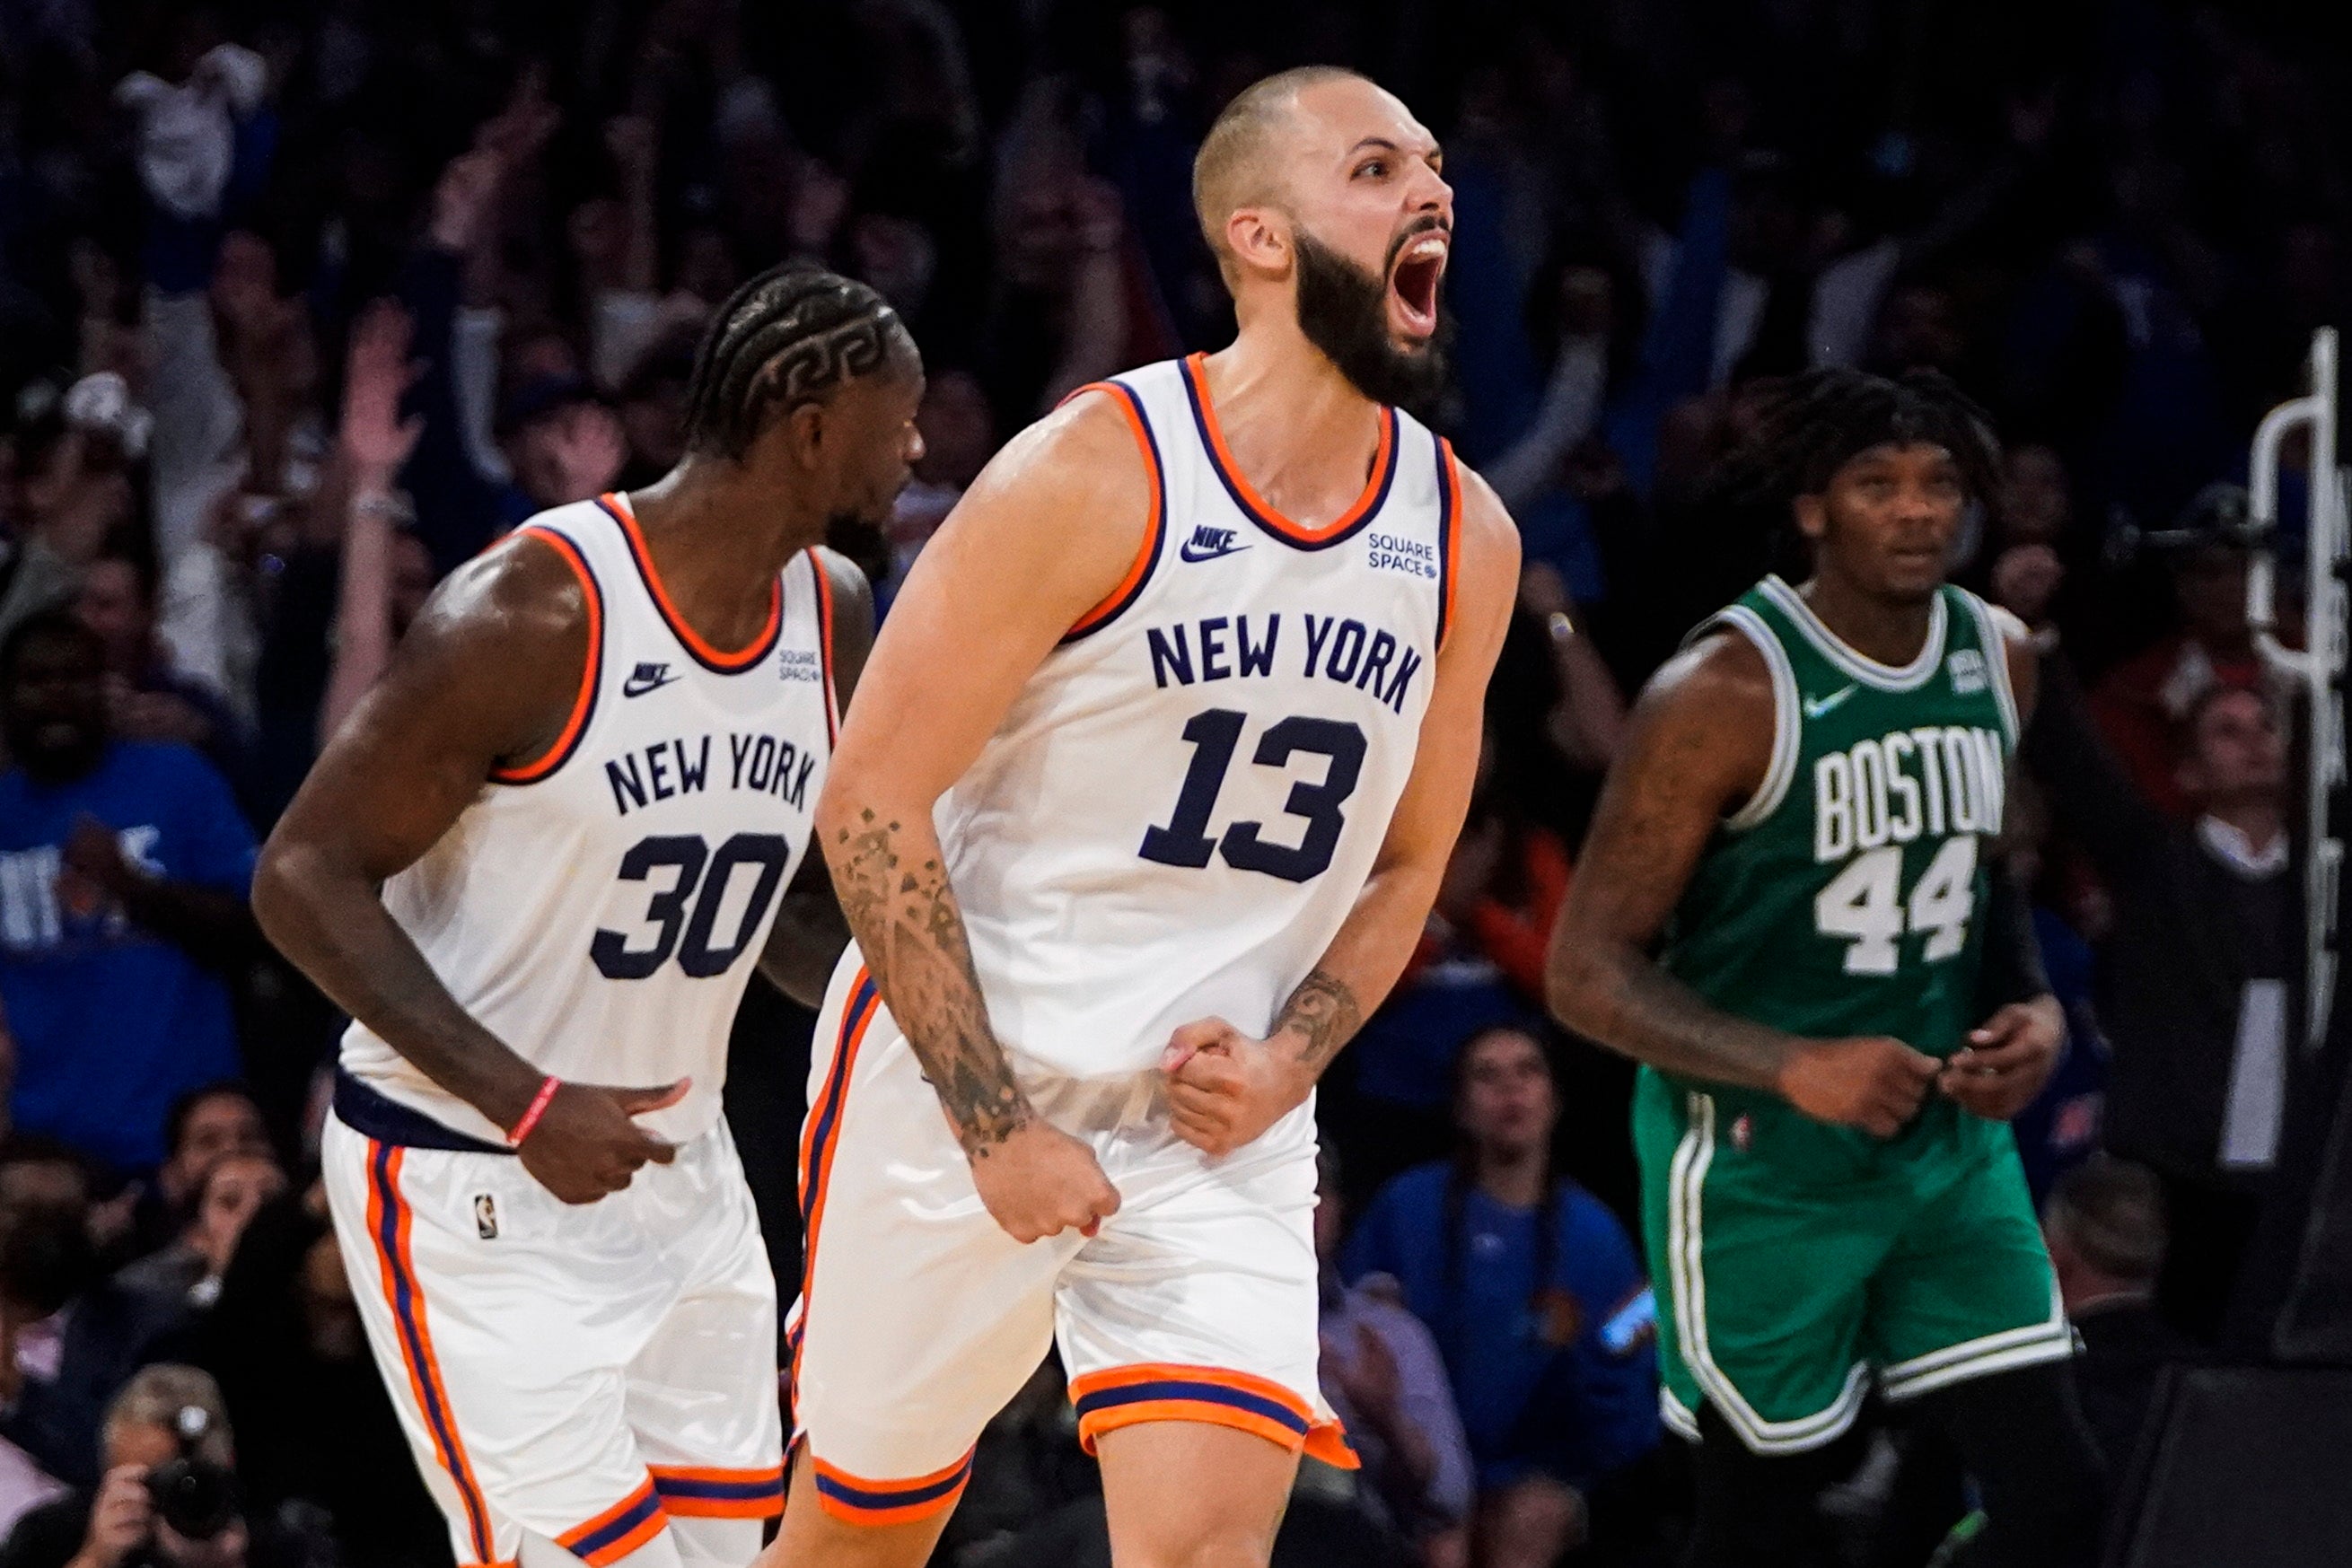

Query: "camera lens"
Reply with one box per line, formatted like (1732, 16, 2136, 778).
(145, 1458, 240, 1542)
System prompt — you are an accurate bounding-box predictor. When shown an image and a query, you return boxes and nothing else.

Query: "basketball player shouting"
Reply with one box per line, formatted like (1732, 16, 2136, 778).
(257, 267, 919, 1568)
(772, 69, 1516, 1568)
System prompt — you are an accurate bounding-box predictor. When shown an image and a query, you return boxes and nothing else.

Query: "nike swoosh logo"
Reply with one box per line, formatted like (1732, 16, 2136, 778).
(623, 671, 680, 697)
(1803, 686, 1857, 720)
(1179, 539, 1250, 563)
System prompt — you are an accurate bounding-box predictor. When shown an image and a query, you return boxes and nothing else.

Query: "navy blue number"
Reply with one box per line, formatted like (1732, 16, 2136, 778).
(591, 836, 707, 978)
(1139, 711, 1367, 883)
(1220, 718, 1367, 883)
(592, 832, 788, 979)
(1139, 709, 1246, 868)
(678, 834, 792, 977)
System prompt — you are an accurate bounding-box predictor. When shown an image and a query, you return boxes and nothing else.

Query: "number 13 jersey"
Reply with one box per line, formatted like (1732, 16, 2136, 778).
(936, 354, 1462, 1080)
(338, 493, 838, 1148)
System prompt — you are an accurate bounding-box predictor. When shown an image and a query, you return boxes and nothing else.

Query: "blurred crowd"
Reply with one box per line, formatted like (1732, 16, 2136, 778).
(0, 1, 2342, 1564)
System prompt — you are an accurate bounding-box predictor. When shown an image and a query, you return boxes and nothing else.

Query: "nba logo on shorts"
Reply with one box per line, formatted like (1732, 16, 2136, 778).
(1730, 1115, 1753, 1152)
(474, 1194, 499, 1240)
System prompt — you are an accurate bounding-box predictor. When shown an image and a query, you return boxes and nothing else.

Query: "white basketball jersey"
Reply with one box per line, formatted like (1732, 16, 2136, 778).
(339, 494, 838, 1146)
(938, 354, 1462, 1080)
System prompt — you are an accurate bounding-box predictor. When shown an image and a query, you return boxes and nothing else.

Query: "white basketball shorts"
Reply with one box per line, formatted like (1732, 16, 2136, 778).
(786, 962, 1356, 1529)
(320, 1108, 785, 1567)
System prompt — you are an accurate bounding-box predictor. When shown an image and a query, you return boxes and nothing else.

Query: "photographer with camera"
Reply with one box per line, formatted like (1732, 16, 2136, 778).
(0, 1365, 265, 1568)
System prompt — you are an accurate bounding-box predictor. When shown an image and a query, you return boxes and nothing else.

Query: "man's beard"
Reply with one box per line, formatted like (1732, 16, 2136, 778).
(1293, 227, 1452, 425)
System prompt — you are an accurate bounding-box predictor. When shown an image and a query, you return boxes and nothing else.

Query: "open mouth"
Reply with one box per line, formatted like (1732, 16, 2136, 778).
(1387, 229, 1449, 339)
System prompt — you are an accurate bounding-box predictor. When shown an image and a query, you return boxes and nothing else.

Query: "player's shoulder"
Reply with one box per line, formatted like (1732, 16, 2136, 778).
(1444, 456, 1522, 573)
(399, 521, 595, 682)
(1640, 614, 1775, 718)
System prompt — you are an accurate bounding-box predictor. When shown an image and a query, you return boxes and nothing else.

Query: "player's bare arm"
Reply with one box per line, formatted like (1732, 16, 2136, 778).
(1163, 468, 1519, 1156)
(1944, 610, 2063, 1119)
(756, 549, 876, 1009)
(1546, 632, 1941, 1138)
(813, 391, 1147, 1242)
(255, 535, 687, 1203)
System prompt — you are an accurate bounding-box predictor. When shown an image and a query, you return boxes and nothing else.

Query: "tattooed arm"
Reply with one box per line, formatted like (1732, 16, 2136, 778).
(1544, 633, 1941, 1138)
(1162, 469, 1520, 1157)
(811, 394, 1149, 1240)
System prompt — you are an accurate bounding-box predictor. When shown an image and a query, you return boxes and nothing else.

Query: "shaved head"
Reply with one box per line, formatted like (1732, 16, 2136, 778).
(1191, 66, 1366, 283)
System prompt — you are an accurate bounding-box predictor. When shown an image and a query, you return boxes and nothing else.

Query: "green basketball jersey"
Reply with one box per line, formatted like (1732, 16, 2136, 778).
(1662, 575, 2020, 1080)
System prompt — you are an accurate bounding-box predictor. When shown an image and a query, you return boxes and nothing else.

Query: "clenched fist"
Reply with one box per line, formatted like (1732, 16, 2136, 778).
(1777, 1036, 1939, 1138)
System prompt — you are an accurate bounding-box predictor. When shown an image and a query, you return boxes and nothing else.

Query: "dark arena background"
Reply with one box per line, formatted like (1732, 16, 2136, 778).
(0, 2, 2347, 1566)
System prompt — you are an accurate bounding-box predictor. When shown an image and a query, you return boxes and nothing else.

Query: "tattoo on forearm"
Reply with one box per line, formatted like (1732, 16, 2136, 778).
(832, 809, 1031, 1156)
(1274, 968, 1361, 1073)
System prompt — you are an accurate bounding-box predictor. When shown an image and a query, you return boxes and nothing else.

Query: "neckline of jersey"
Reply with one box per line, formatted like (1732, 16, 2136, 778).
(1759, 575, 1947, 691)
(1178, 353, 1400, 550)
(598, 493, 782, 673)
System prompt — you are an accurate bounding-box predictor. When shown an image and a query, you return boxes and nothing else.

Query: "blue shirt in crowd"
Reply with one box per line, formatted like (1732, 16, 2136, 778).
(1344, 1161, 1662, 1492)
(0, 742, 255, 1170)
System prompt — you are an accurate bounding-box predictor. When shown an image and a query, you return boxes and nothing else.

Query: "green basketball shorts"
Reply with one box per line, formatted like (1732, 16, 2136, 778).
(1633, 1069, 2075, 1455)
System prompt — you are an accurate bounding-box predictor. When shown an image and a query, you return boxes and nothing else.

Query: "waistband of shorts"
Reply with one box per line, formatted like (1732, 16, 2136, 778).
(333, 1068, 513, 1156)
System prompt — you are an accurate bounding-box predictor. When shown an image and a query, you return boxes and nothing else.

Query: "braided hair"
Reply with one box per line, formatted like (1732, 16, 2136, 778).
(678, 263, 911, 461)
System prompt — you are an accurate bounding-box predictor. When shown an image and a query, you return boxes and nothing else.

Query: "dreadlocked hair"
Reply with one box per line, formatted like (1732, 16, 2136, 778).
(679, 263, 908, 461)
(1707, 366, 2004, 528)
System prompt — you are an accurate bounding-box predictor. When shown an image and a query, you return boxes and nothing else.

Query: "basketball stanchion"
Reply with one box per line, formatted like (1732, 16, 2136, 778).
(2246, 327, 2344, 1051)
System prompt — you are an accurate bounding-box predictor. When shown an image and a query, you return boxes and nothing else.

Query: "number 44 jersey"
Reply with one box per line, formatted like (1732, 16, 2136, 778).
(338, 494, 838, 1148)
(931, 354, 1463, 1081)
(1661, 575, 2021, 1082)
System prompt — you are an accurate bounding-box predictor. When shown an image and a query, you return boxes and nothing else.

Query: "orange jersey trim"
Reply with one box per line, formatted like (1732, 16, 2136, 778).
(599, 492, 781, 671)
(808, 548, 839, 743)
(1178, 353, 1399, 549)
(364, 1144, 499, 1561)
(557, 1477, 666, 1565)
(1068, 1363, 1358, 1469)
(1435, 437, 1464, 652)
(788, 970, 881, 1405)
(807, 1449, 974, 1527)
(648, 1463, 785, 1519)
(488, 527, 603, 784)
(1058, 381, 1167, 642)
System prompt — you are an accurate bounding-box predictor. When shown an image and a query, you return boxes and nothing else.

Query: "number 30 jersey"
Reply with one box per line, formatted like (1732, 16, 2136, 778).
(935, 354, 1463, 1080)
(338, 494, 838, 1147)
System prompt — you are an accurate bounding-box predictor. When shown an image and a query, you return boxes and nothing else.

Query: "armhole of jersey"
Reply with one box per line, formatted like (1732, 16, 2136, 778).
(808, 548, 839, 746)
(1965, 590, 2024, 746)
(489, 527, 604, 786)
(1058, 381, 1166, 644)
(1435, 437, 1464, 653)
(1709, 605, 1800, 833)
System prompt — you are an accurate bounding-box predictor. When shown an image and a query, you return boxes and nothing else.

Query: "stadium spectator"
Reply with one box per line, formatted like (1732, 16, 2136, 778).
(0, 614, 256, 1176)
(2044, 1155, 2196, 1473)
(2086, 497, 2266, 822)
(1337, 746, 1579, 1199)
(1344, 1026, 1660, 1568)
(1315, 1151, 1474, 1565)
(200, 1196, 445, 1568)
(127, 1091, 267, 1268)
(2026, 658, 2293, 1343)
(0, 1362, 320, 1568)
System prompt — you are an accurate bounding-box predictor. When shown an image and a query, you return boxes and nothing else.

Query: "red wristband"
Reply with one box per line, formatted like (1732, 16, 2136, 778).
(507, 1075, 562, 1148)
